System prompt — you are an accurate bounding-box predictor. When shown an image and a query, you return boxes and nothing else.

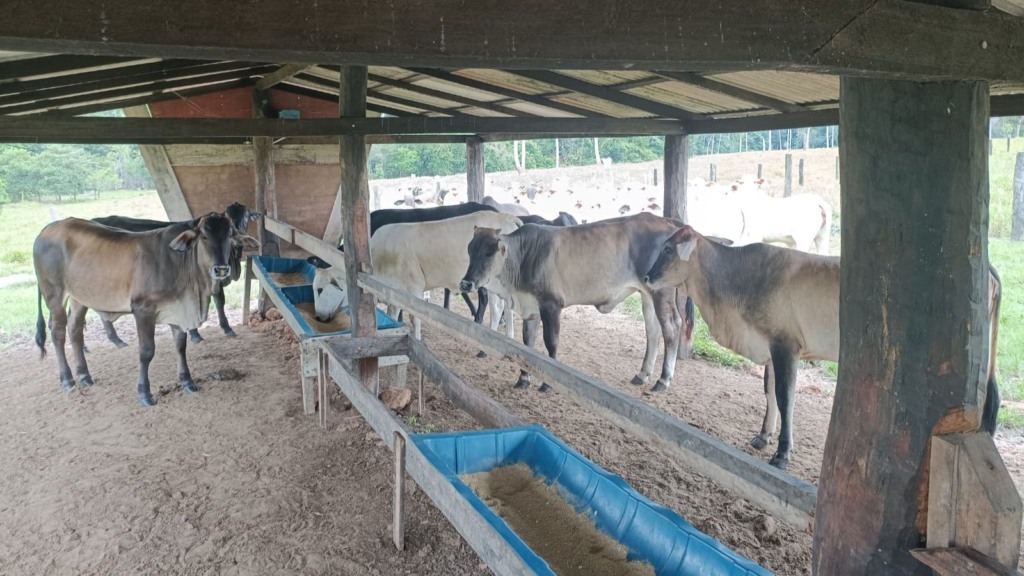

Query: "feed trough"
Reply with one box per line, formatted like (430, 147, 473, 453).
(412, 425, 772, 576)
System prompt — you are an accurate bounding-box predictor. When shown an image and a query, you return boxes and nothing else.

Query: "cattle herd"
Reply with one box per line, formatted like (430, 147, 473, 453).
(31, 181, 1004, 470)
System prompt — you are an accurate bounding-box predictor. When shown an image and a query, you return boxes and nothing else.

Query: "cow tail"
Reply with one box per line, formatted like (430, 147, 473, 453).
(35, 287, 47, 360)
(982, 267, 1003, 435)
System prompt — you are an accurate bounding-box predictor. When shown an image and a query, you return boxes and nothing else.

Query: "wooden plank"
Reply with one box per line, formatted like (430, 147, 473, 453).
(290, 225, 346, 269)
(368, 89, 472, 117)
(784, 154, 793, 197)
(653, 71, 806, 114)
(0, 58, 206, 96)
(814, 78, 992, 575)
(0, 54, 146, 82)
(509, 70, 698, 120)
(927, 434, 1022, 568)
(254, 63, 314, 91)
(406, 337, 525, 429)
(393, 432, 406, 551)
(263, 217, 295, 244)
(323, 66, 367, 246)
(358, 272, 817, 529)
(1, 2, 1023, 81)
(466, 136, 485, 203)
(122, 105, 191, 220)
(911, 548, 1019, 576)
(0, 116, 687, 142)
(0, 61, 263, 108)
(0, 66, 275, 115)
(403, 68, 597, 118)
(323, 336, 409, 360)
(687, 110, 840, 134)
(994, 0, 1024, 16)
(663, 134, 687, 223)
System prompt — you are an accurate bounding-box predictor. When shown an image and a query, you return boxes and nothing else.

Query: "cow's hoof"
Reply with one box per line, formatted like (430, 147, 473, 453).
(749, 435, 770, 451)
(190, 333, 204, 344)
(476, 350, 488, 358)
(630, 375, 645, 386)
(61, 380, 75, 393)
(181, 381, 200, 394)
(113, 340, 128, 349)
(513, 378, 530, 389)
(138, 394, 157, 407)
(78, 375, 95, 388)
(537, 383, 552, 393)
(769, 453, 790, 470)
(223, 328, 238, 338)
(83, 345, 91, 354)
(651, 381, 669, 393)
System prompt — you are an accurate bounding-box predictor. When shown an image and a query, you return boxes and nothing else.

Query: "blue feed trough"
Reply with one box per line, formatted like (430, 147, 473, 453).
(252, 256, 317, 286)
(413, 425, 773, 576)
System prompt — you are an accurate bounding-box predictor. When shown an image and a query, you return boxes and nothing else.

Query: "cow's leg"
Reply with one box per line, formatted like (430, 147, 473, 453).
(677, 292, 695, 360)
(650, 289, 681, 392)
(537, 303, 563, 393)
(134, 313, 158, 406)
(630, 292, 660, 386)
(102, 319, 129, 349)
(171, 325, 200, 394)
(214, 287, 237, 338)
(67, 300, 94, 388)
(768, 343, 799, 470)
(460, 292, 478, 319)
(515, 318, 540, 389)
(46, 293, 75, 392)
(751, 362, 778, 450)
(443, 288, 451, 310)
(474, 288, 488, 324)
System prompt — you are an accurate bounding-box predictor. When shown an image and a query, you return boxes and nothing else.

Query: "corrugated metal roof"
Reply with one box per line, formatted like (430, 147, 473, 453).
(706, 71, 838, 106)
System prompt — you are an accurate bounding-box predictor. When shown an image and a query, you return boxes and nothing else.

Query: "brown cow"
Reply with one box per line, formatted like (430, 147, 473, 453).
(33, 213, 257, 406)
(459, 212, 694, 392)
(644, 225, 1002, 470)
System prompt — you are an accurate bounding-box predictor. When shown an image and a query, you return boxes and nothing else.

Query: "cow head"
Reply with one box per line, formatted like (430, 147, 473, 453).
(224, 202, 262, 235)
(169, 213, 256, 282)
(459, 227, 506, 293)
(309, 259, 349, 322)
(644, 226, 700, 291)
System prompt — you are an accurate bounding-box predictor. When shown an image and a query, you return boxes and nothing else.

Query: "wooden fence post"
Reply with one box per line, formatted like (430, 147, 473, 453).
(757, 163, 762, 179)
(466, 136, 485, 203)
(709, 163, 717, 182)
(784, 153, 793, 197)
(799, 158, 804, 187)
(1012, 152, 1024, 242)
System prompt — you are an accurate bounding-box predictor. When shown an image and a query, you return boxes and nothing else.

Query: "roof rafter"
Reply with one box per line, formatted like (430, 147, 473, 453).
(404, 68, 597, 117)
(0, 58, 205, 95)
(0, 54, 152, 83)
(653, 71, 807, 114)
(254, 63, 315, 91)
(368, 73, 532, 117)
(509, 70, 698, 120)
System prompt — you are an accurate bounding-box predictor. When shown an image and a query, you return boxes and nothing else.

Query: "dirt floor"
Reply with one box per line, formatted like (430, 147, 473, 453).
(2, 301, 1022, 575)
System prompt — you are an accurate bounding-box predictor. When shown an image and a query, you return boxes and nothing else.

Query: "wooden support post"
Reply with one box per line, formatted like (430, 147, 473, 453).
(709, 163, 717, 182)
(466, 136, 485, 203)
(418, 370, 425, 415)
(242, 255, 254, 325)
(1012, 152, 1024, 242)
(318, 348, 329, 429)
(757, 163, 762, 179)
(337, 65, 379, 394)
(798, 158, 804, 186)
(835, 156, 840, 180)
(253, 91, 279, 316)
(123, 105, 191, 220)
(663, 134, 688, 223)
(784, 153, 793, 197)
(393, 431, 406, 551)
(815, 78, 997, 576)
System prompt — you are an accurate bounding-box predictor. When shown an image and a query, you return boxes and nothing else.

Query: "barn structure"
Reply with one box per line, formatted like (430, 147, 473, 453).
(3, 2, 1024, 574)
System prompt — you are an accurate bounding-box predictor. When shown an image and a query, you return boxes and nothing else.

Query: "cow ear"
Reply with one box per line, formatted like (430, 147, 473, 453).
(169, 229, 199, 252)
(676, 239, 697, 261)
(248, 212, 263, 223)
(498, 240, 507, 257)
(235, 234, 260, 250)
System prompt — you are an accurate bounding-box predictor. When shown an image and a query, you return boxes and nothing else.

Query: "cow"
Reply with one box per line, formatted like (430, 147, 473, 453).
(738, 194, 832, 255)
(371, 211, 523, 341)
(518, 212, 580, 227)
(481, 195, 530, 217)
(33, 213, 258, 406)
(92, 202, 261, 345)
(305, 256, 350, 322)
(459, 212, 693, 393)
(642, 224, 1002, 470)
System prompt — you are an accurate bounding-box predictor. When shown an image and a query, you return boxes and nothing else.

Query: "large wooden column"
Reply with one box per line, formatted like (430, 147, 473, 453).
(814, 78, 994, 575)
(337, 66, 378, 391)
(123, 105, 191, 221)
(663, 134, 688, 223)
(252, 90, 279, 316)
(466, 136, 485, 203)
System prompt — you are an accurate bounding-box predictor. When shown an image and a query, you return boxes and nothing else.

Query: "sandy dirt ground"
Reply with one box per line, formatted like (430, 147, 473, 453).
(1, 298, 1022, 575)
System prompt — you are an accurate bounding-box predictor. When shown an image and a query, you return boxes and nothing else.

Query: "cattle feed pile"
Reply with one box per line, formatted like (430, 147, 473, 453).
(269, 272, 311, 287)
(461, 464, 655, 576)
(294, 301, 352, 333)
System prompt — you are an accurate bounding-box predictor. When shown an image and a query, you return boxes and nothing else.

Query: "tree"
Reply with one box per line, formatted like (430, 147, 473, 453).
(0, 178, 9, 211)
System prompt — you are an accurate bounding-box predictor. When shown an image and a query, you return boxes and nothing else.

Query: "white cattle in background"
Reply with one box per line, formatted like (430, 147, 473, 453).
(741, 194, 833, 254)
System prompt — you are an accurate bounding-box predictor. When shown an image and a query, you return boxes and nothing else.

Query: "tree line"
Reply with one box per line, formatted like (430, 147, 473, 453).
(0, 143, 152, 206)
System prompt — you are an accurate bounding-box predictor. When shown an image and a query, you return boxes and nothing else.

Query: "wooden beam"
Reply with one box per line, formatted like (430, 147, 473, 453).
(406, 338, 524, 429)
(686, 110, 839, 134)
(510, 70, 698, 120)
(466, 136, 485, 203)
(663, 134, 687, 223)
(0, 116, 687, 143)
(0, 61, 264, 108)
(0, 65, 275, 115)
(0, 55, 147, 83)
(994, 0, 1024, 16)
(369, 73, 531, 117)
(404, 68, 598, 118)
(367, 90, 470, 117)
(358, 272, 817, 529)
(0, 2, 1021, 81)
(323, 336, 409, 360)
(814, 78, 993, 575)
(653, 71, 806, 114)
(254, 63, 314, 91)
(122, 105, 191, 220)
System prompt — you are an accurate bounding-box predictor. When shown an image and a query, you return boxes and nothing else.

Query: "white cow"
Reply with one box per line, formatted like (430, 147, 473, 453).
(739, 194, 833, 254)
(370, 211, 523, 339)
